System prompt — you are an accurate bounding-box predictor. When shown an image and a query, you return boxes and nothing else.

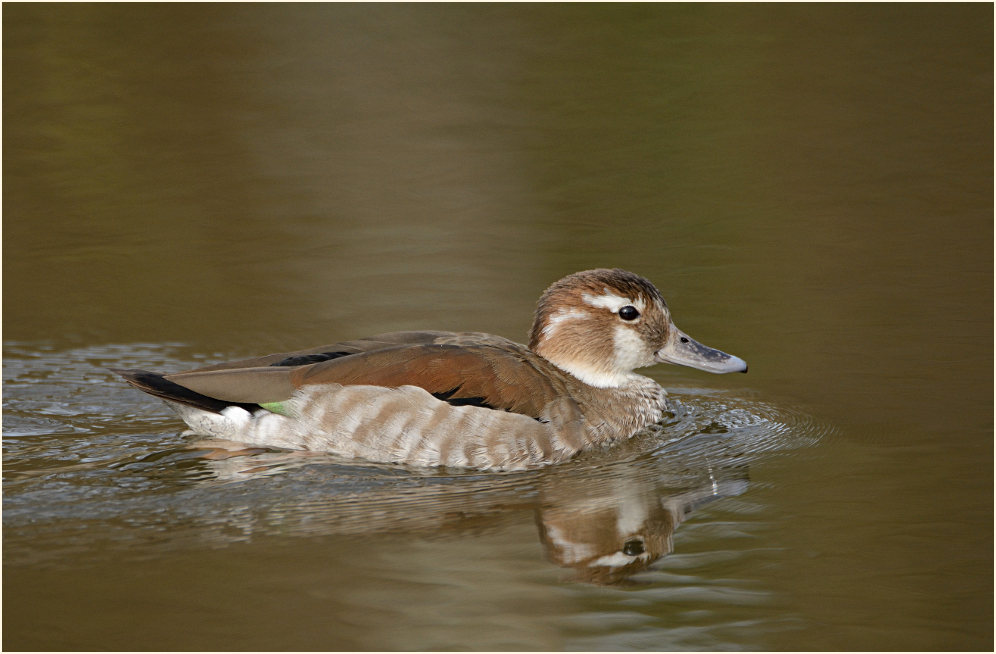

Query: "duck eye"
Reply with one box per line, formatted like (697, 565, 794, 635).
(622, 539, 645, 556)
(618, 305, 640, 321)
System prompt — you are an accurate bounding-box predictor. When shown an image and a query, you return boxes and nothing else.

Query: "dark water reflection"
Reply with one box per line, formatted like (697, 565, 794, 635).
(4, 3, 991, 651)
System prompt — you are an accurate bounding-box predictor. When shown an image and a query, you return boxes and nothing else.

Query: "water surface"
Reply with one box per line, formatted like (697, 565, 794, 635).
(3, 4, 992, 651)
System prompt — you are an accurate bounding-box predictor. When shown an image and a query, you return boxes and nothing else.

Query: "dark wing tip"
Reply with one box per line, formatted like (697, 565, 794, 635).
(112, 367, 258, 414)
(269, 351, 356, 367)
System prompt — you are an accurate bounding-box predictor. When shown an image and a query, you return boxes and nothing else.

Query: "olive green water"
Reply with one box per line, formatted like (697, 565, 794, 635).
(3, 4, 992, 651)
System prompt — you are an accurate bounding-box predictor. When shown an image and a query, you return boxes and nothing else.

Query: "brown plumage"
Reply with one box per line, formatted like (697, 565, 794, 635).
(114, 269, 747, 470)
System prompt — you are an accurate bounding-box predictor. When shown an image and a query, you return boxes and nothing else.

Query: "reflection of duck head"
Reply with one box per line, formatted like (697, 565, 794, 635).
(537, 502, 674, 584)
(535, 463, 748, 585)
(181, 438, 748, 586)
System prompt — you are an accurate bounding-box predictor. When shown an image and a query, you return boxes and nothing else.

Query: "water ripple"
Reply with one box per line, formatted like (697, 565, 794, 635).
(4, 342, 832, 585)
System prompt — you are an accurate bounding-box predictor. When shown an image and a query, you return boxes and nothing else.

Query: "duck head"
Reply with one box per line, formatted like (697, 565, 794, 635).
(528, 268, 747, 388)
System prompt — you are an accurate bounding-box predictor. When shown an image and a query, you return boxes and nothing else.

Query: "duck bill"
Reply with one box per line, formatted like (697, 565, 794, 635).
(654, 327, 748, 374)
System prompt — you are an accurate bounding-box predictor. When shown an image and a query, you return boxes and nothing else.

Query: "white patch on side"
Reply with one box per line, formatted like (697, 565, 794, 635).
(168, 402, 306, 451)
(220, 405, 253, 423)
(541, 308, 588, 339)
(582, 291, 645, 314)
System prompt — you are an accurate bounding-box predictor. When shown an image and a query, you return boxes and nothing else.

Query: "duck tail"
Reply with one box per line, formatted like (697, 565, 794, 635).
(111, 368, 258, 414)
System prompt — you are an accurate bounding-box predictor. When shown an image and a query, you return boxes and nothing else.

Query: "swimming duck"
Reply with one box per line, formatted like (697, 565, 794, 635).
(114, 269, 747, 471)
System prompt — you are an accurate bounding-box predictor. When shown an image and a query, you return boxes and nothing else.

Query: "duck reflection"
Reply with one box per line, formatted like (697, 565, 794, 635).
(534, 461, 747, 584)
(182, 438, 748, 585)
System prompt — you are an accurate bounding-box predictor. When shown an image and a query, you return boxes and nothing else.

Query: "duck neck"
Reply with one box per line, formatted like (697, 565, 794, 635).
(573, 374, 671, 444)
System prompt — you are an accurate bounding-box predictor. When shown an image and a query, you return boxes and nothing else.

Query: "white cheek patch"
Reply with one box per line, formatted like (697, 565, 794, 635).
(541, 308, 588, 339)
(614, 480, 650, 535)
(613, 324, 652, 371)
(582, 290, 646, 315)
(545, 524, 596, 564)
(589, 551, 647, 568)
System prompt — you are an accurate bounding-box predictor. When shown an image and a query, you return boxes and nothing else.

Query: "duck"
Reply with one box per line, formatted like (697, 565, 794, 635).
(114, 268, 747, 471)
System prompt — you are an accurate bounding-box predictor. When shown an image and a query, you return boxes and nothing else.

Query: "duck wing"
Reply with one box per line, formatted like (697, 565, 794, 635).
(125, 333, 576, 423)
(176, 331, 464, 372)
